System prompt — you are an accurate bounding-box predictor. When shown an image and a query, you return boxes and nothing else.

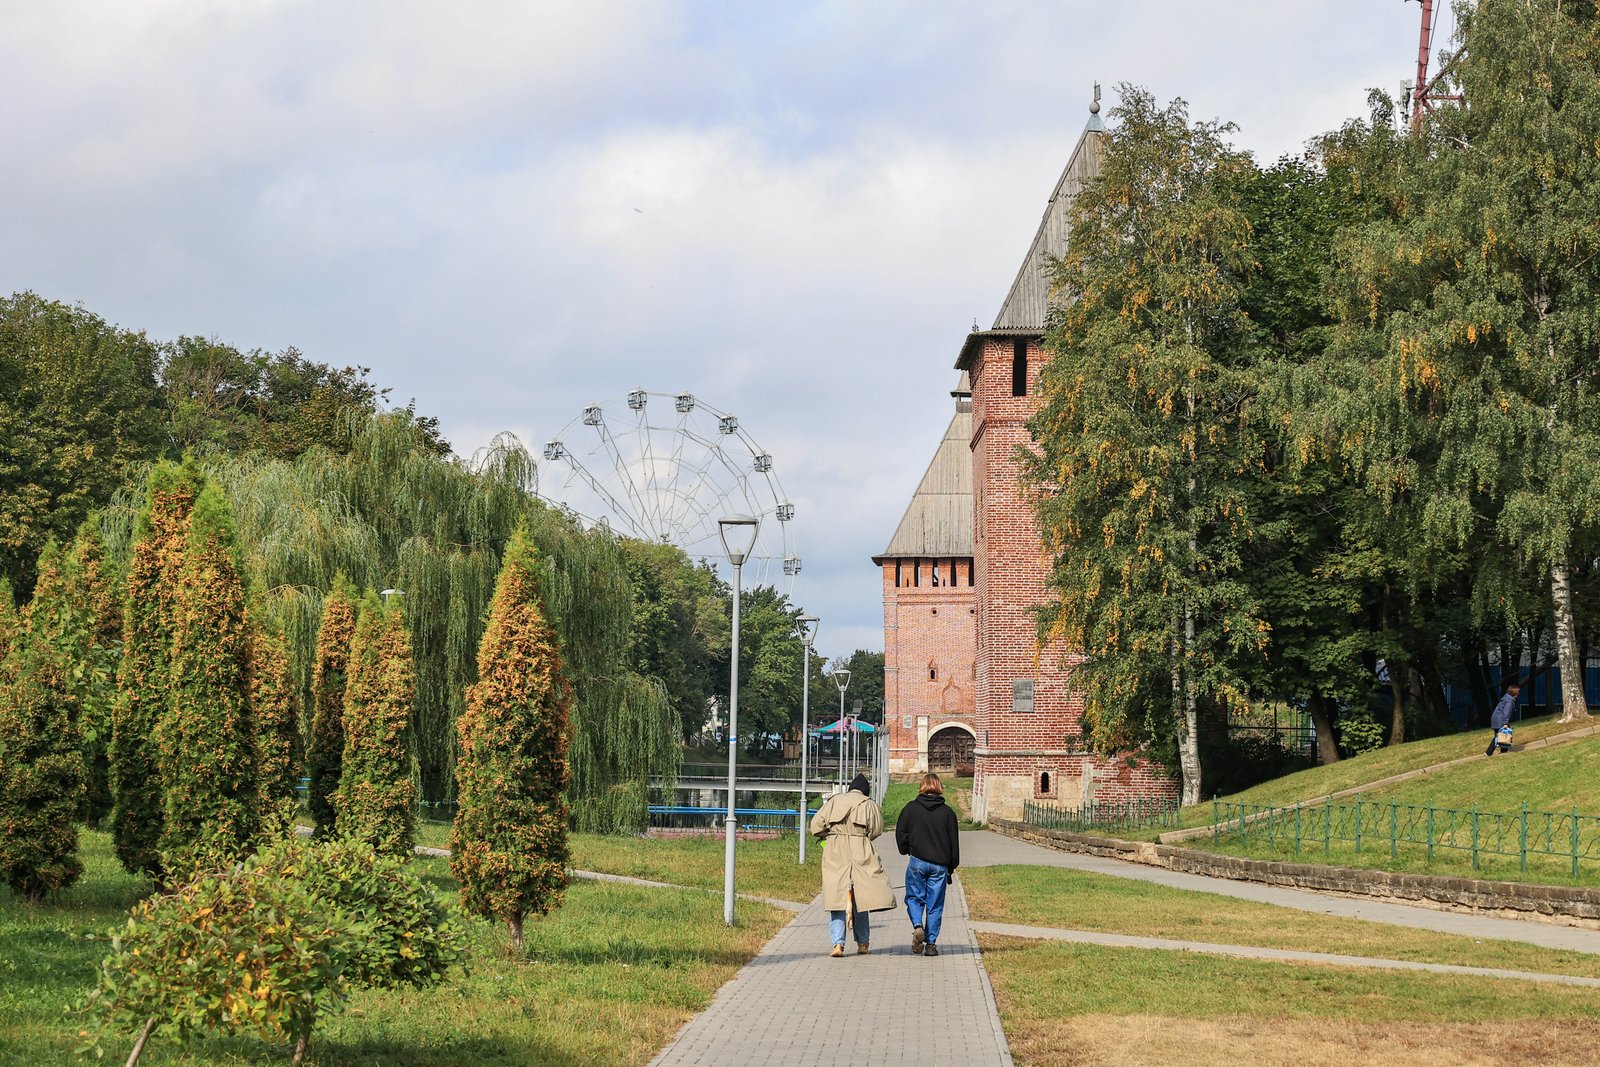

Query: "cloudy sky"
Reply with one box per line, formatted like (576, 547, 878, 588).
(1, 1, 1451, 660)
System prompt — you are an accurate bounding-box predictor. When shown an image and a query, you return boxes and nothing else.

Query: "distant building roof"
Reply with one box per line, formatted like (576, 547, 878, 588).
(874, 405, 973, 562)
(957, 117, 1106, 370)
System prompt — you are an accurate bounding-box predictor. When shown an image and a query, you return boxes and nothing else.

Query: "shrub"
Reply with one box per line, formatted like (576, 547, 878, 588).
(0, 542, 86, 899)
(84, 834, 460, 1066)
(111, 462, 198, 879)
(1200, 731, 1315, 799)
(335, 592, 417, 857)
(158, 481, 258, 875)
(1339, 710, 1387, 757)
(307, 577, 357, 836)
(452, 526, 572, 950)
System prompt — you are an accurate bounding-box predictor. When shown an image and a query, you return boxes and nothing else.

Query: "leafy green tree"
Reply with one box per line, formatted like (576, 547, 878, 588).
(0, 542, 86, 899)
(111, 462, 200, 880)
(0, 293, 164, 599)
(724, 585, 806, 759)
(1029, 86, 1262, 804)
(159, 481, 258, 874)
(835, 649, 886, 721)
(335, 592, 417, 857)
(621, 540, 725, 742)
(250, 614, 300, 807)
(452, 527, 572, 950)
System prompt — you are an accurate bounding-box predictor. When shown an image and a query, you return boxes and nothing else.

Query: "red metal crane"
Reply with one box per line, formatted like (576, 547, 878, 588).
(1408, 0, 1465, 133)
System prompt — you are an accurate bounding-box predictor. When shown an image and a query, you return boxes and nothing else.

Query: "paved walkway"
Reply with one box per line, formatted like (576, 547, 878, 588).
(962, 829, 1600, 954)
(649, 837, 1012, 1067)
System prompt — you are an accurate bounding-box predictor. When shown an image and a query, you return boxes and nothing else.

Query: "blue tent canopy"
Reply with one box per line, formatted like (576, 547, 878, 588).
(813, 718, 876, 736)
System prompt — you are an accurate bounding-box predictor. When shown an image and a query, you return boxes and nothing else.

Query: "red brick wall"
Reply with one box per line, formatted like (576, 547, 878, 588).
(968, 338, 1176, 816)
(881, 558, 976, 770)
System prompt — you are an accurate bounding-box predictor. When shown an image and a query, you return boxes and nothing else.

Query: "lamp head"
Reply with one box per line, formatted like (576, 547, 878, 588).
(717, 514, 760, 565)
(797, 614, 819, 645)
(833, 668, 851, 694)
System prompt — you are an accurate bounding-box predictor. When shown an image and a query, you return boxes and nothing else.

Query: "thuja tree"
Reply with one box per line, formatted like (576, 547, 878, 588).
(0, 541, 86, 898)
(250, 613, 300, 808)
(335, 592, 417, 857)
(452, 526, 571, 950)
(1028, 86, 1263, 804)
(111, 462, 199, 879)
(70, 517, 124, 826)
(0, 577, 18, 663)
(307, 576, 357, 835)
(158, 480, 258, 874)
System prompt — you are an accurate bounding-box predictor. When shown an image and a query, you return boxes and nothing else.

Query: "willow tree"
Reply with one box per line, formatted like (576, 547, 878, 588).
(307, 577, 357, 835)
(111, 462, 199, 879)
(452, 526, 571, 950)
(203, 417, 678, 824)
(1028, 86, 1263, 805)
(0, 542, 86, 899)
(336, 592, 417, 857)
(250, 613, 300, 808)
(159, 481, 258, 874)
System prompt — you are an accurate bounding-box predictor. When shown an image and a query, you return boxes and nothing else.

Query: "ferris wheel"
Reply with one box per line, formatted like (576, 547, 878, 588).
(534, 390, 800, 589)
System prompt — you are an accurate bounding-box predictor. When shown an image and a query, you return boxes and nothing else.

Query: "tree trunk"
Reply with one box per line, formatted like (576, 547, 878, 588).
(1387, 661, 1407, 746)
(1306, 692, 1341, 764)
(1179, 595, 1200, 804)
(1551, 560, 1590, 722)
(508, 912, 525, 954)
(291, 1028, 312, 1067)
(125, 1019, 157, 1067)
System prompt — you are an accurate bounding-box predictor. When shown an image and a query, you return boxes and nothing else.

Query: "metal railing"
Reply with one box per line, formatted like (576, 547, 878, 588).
(1212, 796, 1600, 877)
(1023, 796, 1181, 835)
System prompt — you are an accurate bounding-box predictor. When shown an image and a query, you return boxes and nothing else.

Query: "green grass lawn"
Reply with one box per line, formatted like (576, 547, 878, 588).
(979, 936, 1600, 1067)
(1, 830, 788, 1065)
(959, 863, 1600, 978)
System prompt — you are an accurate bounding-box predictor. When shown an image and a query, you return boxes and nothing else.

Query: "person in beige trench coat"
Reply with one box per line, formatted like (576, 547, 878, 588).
(810, 773, 896, 956)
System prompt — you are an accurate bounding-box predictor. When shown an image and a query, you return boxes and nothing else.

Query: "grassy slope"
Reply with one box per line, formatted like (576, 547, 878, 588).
(0, 831, 787, 1066)
(960, 864, 1600, 978)
(981, 937, 1600, 1067)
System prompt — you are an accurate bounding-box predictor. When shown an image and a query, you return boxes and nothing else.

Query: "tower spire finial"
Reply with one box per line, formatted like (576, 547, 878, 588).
(1090, 81, 1101, 115)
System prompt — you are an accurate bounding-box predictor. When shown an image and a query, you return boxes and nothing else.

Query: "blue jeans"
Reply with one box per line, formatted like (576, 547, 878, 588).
(904, 856, 949, 945)
(829, 908, 871, 947)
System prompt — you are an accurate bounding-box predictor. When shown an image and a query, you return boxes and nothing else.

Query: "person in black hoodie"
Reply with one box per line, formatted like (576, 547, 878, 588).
(894, 772, 960, 957)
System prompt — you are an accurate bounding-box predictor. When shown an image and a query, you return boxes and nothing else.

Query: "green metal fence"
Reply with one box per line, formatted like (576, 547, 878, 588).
(1023, 796, 1181, 835)
(1211, 795, 1600, 877)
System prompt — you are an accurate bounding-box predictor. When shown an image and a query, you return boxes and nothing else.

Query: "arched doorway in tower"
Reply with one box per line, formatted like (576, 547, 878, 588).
(926, 725, 975, 776)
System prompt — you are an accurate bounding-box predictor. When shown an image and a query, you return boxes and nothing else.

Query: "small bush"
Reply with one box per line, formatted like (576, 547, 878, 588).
(84, 834, 460, 1066)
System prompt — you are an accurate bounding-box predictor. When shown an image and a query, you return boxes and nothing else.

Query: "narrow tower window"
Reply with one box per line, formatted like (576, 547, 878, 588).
(1012, 339, 1028, 397)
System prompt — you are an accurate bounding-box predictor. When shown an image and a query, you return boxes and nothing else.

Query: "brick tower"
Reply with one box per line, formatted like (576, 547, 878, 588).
(953, 107, 1178, 820)
(874, 377, 977, 774)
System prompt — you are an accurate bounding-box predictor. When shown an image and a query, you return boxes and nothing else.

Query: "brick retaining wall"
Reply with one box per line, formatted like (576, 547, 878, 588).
(989, 817, 1600, 929)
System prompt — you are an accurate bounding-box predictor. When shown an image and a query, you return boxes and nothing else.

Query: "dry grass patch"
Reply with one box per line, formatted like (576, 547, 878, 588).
(1010, 1014, 1600, 1067)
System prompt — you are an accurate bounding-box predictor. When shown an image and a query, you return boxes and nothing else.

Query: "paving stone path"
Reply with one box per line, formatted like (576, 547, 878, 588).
(648, 837, 1013, 1067)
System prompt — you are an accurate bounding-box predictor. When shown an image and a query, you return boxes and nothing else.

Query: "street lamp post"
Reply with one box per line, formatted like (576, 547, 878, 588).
(796, 614, 819, 865)
(717, 515, 759, 927)
(832, 669, 851, 785)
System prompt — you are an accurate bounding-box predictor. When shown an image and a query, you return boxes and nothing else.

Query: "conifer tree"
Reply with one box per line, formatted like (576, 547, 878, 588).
(0, 577, 18, 666)
(452, 527, 572, 950)
(70, 518, 122, 827)
(0, 542, 86, 899)
(250, 614, 300, 807)
(335, 592, 417, 857)
(158, 481, 258, 874)
(111, 462, 199, 879)
(307, 577, 357, 836)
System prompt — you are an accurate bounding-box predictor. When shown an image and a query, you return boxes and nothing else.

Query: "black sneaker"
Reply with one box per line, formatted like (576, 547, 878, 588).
(912, 925, 926, 955)
(925, 943, 940, 957)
